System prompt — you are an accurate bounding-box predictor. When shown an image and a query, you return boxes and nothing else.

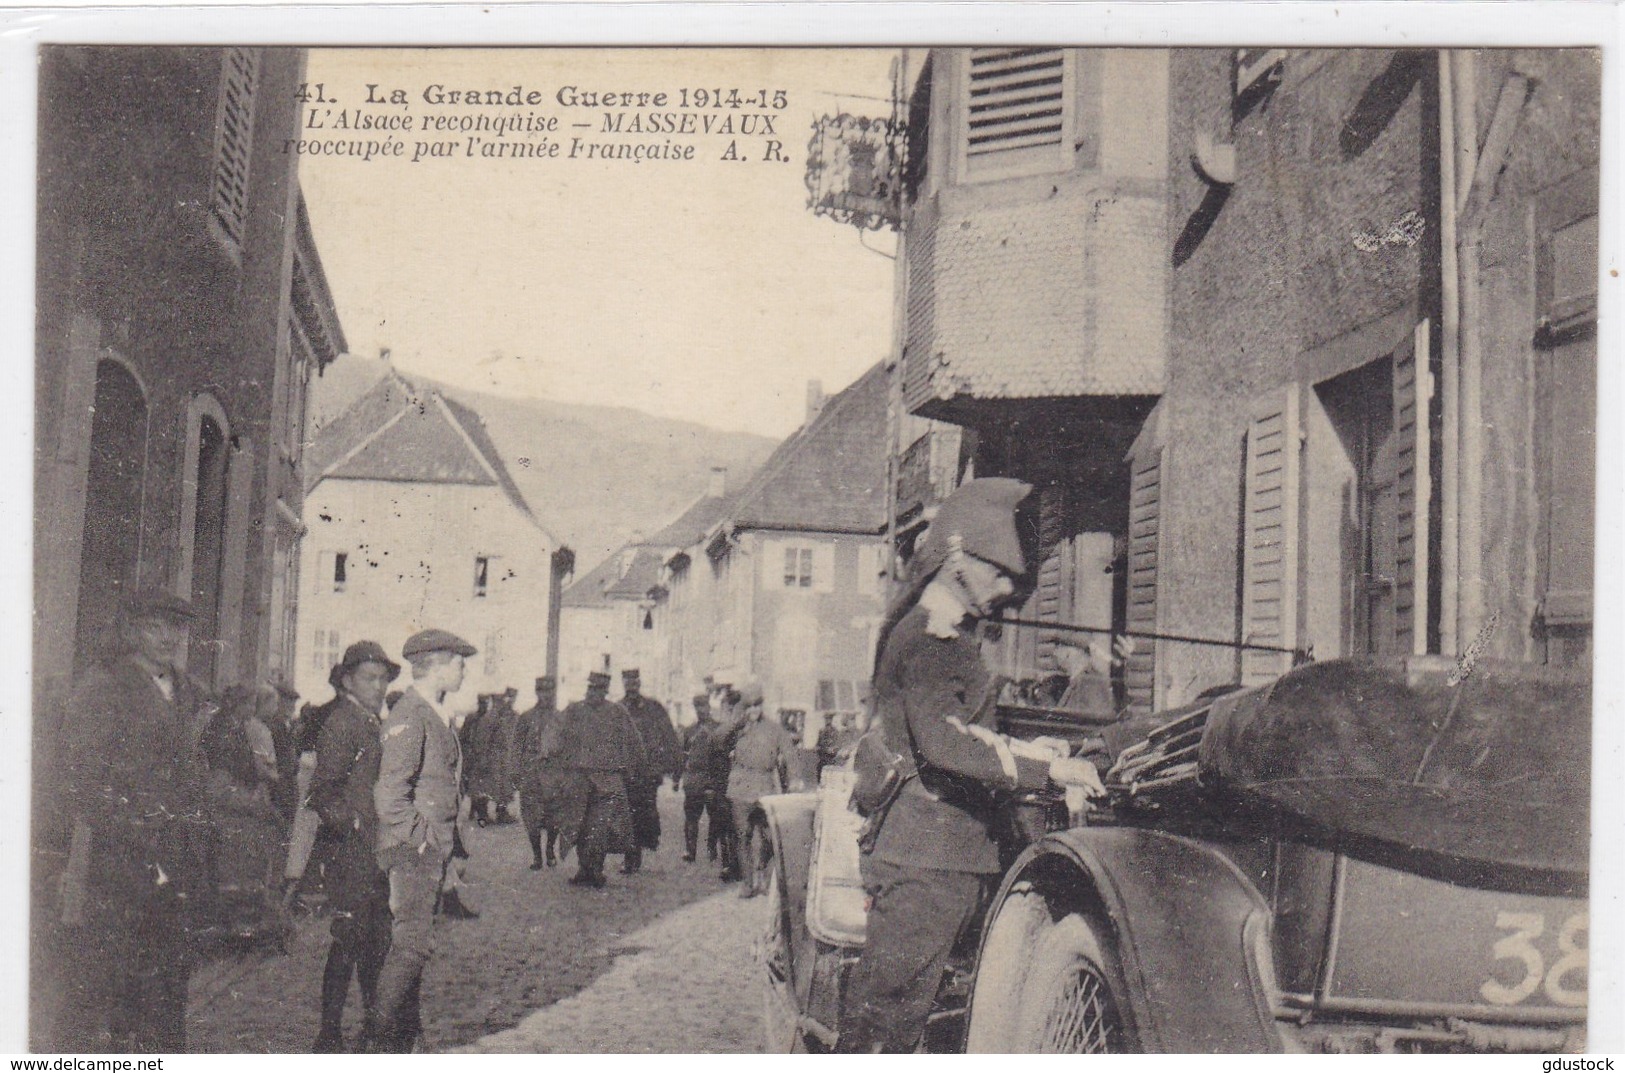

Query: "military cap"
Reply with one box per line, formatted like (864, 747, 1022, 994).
(587, 670, 612, 687)
(621, 668, 641, 681)
(121, 588, 195, 623)
(912, 477, 1033, 582)
(535, 675, 556, 690)
(401, 628, 477, 659)
(270, 676, 300, 700)
(338, 639, 401, 682)
(692, 693, 711, 708)
(736, 680, 765, 707)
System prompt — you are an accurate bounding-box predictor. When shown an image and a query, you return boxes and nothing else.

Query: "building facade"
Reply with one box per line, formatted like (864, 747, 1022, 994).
(891, 47, 1598, 712)
(298, 372, 562, 701)
(35, 45, 345, 709)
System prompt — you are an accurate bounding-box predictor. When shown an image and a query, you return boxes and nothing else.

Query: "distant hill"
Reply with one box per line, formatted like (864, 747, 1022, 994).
(308, 355, 778, 573)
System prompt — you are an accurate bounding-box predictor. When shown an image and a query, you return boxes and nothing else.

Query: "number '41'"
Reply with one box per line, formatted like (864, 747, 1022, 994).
(294, 83, 332, 104)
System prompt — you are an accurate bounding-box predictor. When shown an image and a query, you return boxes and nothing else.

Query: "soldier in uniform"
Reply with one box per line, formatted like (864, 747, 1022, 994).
(511, 675, 567, 869)
(369, 629, 476, 1053)
(55, 590, 212, 1052)
(837, 478, 1106, 1053)
(307, 640, 399, 1052)
(678, 693, 728, 863)
(555, 671, 646, 888)
(723, 682, 800, 897)
(618, 669, 682, 874)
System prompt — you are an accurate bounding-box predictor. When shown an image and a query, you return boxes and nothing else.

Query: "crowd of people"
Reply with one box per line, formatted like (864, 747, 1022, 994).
(42, 584, 860, 1054)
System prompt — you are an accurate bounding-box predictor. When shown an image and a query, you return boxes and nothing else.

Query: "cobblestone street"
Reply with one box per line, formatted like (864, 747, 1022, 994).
(187, 788, 763, 1053)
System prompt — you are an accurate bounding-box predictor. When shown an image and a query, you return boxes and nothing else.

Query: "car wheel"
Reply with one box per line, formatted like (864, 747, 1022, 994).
(964, 884, 1050, 1052)
(759, 859, 805, 1052)
(1009, 912, 1136, 1053)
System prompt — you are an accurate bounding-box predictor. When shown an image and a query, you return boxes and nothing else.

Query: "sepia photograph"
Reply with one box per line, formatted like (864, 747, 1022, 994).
(21, 11, 1614, 1057)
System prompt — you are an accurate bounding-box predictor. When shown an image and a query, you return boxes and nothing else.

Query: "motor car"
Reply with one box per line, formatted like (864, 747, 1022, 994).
(754, 654, 1589, 1053)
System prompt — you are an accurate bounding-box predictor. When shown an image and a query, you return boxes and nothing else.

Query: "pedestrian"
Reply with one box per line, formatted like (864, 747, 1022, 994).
(836, 478, 1106, 1053)
(307, 640, 399, 1053)
(618, 669, 682, 874)
(200, 683, 285, 939)
(369, 628, 477, 1053)
(723, 682, 800, 897)
(555, 671, 646, 888)
(285, 664, 345, 909)
(512, 675, 567, 869)
(495, 686, 521, 822)
(677, 693, 730, 864)
(54, 590, 213, 1052)
(815, 712, 841, 777)
(266, 679, 302, 829)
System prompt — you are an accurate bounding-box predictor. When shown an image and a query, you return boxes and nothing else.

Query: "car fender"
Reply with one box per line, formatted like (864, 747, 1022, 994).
(990, 825, 1283, 1053)
(755, 792, 820, 999)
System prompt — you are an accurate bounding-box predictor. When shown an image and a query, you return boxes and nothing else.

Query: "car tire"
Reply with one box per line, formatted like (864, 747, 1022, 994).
(964, 884, 1050, 1052)
(1008, 912, 1137, 1053)
(759, 859, 805, 1052)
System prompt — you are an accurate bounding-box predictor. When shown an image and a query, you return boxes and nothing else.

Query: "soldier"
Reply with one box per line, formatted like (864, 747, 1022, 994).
(837, 478, 1106, 1053)
(55, 590, 212, 1052)
(678, 693, 728, 864)
(512, 675, 567, 869)
(307, 640, 399, 1052)
(285, 664, 345, 908)
(370, 628, 477, 1053)
(460, 694, 499, 826)
(618, 669, 682, 874)
(723, 682, 800, 897)
(815, 712, 841, 777)
(556, 671, 646, 888)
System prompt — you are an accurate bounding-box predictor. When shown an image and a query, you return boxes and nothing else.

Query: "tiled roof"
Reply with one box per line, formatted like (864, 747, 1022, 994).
(308, 371, 544, 531)
(563, 546, 665, 607)
(718, 361, 889, 536)
(646, 493, 731, 549)
(902, 187, 1165, 413)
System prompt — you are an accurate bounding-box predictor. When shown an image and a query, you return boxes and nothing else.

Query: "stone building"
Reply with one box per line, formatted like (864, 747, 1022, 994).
(299, 371, 566, 701)
(35, 45, 346, 706)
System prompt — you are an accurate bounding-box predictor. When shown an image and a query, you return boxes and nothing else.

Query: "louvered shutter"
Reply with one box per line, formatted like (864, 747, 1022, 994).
(964, 48, 1072, 179)
(1033, 485, 1068, 669)
(1124, 446, 1162, 714)
(211, 48, 261, 250)
(1392, 322, 1432, 655)
(1240, 387, 1302, 686)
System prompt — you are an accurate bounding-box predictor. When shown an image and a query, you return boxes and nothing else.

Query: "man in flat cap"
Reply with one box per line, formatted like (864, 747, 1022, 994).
(618, 669, 682, 874)
(837, 478, 1106, 1053)
(368, 628, 475, 1052)
(55, 589, 213, 1052)
(555, 671, 646, 888)
(511, 675, 566, 869)
(307, 640, 400, 1052)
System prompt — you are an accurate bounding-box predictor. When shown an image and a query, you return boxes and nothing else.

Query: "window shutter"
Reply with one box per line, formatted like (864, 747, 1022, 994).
(1392, 322, 1432, 655)
(964, 48, 1071, 179)
(813, 543, 836, 593)
(211, 48, 261, 250)
(1241, 387, 1303, 686)
(1033, 485, 1068, 668)
(1124, 445, 1162, 714)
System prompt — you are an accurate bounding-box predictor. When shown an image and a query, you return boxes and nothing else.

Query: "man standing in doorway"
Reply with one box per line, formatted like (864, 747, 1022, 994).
(308, 640, 399, 1052)
(369, 628, 475, 1053)
(619, 669, 681, 874)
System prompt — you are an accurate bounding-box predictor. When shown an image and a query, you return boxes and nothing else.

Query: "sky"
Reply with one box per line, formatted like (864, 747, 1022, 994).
(299, 48, 901, 439)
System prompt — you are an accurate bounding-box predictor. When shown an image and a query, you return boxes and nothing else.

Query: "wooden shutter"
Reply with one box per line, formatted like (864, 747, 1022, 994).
(964, 48, 1071, 179)
(211, 48, 260, 250)
(1241, 387, 1302, 686)
(1124, 445, 1162, 713)
(1033, 485, 1068, 668)
(1392, 322, 1432, 655)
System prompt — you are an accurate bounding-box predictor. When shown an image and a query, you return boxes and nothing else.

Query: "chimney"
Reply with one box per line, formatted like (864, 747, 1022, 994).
(806, 379, 825, 424)
(708, 466, 728, 498)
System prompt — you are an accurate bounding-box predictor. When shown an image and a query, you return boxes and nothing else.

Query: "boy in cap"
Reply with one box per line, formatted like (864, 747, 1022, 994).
(368, 628, 475, 1052)
(307, 640, 399, 1051)
(837, 479, 1106, 1053)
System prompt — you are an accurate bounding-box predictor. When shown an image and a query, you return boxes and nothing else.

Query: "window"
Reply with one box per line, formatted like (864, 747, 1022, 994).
(310, 628, 341, 671)
(210, 48, 261, 253)
(474, 555, 490, 598)
(816, 679, 863, 712)
(961, 48, 1073, 181)
(784, 546, 813, 588)
(333, 551, 348, 594)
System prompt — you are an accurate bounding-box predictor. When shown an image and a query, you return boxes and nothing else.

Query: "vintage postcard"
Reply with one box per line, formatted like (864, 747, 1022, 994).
(19, 7, 1618, 1058)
